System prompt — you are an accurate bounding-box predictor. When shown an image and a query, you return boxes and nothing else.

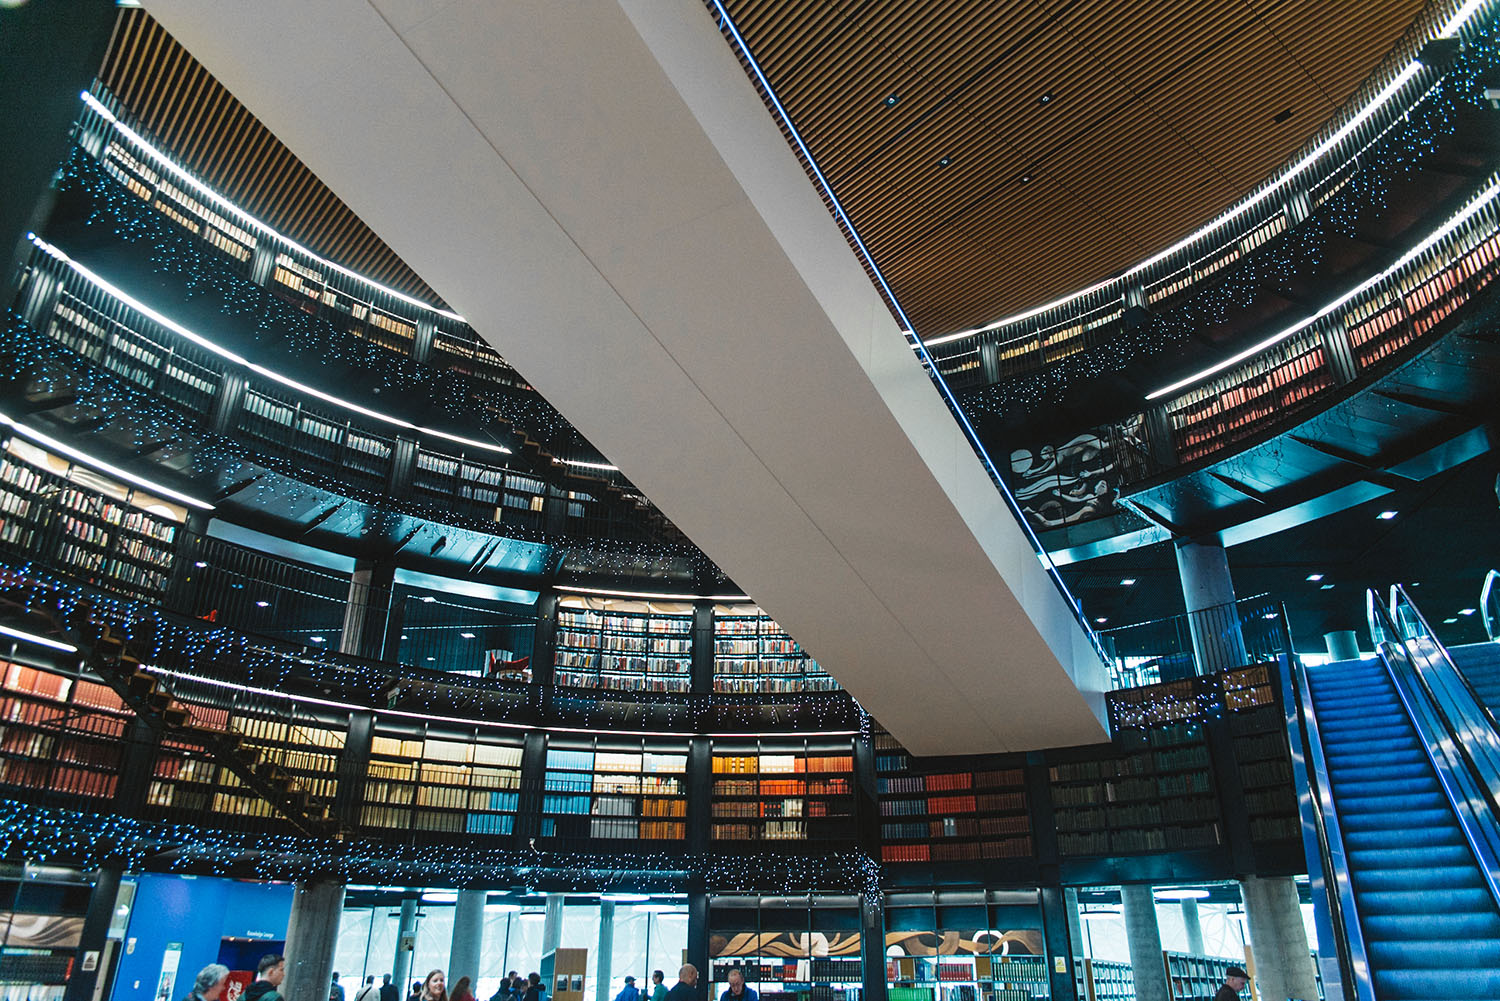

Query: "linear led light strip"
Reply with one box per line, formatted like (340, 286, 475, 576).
(0, 406, 214, 510)
(80, 91, 466, 324)
(30, 236, 510, 456)
(556, 584, 751, 601)
(141, 665, 859, 738)
(919, 0, 1489, 349)
(0, 624, 79, 654)
(1146, 171, 1500, 400)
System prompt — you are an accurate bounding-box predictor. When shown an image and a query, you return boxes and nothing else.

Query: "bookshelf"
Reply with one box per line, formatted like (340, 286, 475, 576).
(101, 139, 258, 267)
(874, 733, 1031, 864)
(1223, 663, 1299, 843)
(540, 738, 689, 840)
(884, 892, 1050, 1001)
(0, 438, 185, 599)
(359, 723, 524, 836)
(1163, 952, 1249, 1001)
(712, 605, 837, 694)
(213, 704, 345, 822)
(1052, 683, 1221, 856)
(711, 740, 855, 842)
(0, 661, 127, 803)
(709, 895, 863, 1001)
(411, 450, 546, 529)
(1074, 958, 1133, 1001)
(553, 596, 693, 693)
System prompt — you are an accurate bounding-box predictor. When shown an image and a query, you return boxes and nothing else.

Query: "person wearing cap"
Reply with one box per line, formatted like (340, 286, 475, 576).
(612, 977, 640, 1001)
(1215, 966, 1249, 1001)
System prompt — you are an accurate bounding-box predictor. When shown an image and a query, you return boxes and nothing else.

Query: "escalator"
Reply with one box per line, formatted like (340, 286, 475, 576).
(1448, 640, 1500, 711)
(1289, 587, 1500, 999)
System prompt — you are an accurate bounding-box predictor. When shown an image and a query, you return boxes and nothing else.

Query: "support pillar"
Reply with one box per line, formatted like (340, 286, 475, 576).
(595, 901, 615, 1001)
(392, 894, 419, 995)
(1064, 889, 1084, 961)
(1239, 876, 1319, 1001)
(1180, 900, 1205, 956)
(685, 893, 709, 987)
(449, 889, 487, 989)
(283, 880, 346, 1001)
(1120, 885, 1169, 1001)
(62, 862, 123, 1001)
(859, 893, 888, 1001)
(1038, 886, 1078, 1001)
(542, 894, 565, 956)
(341, 559, 397, 661)
(1175, 537, 1247, 675)
(1323, 630, 1360, 662)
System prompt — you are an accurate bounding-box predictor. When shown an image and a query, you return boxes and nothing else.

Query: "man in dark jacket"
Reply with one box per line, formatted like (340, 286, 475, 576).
(243, 956, 285, 1001)
(1214, 966, 1249, 1001)
(379, 976, 399, 1001)
(664, 966, 697, 1001)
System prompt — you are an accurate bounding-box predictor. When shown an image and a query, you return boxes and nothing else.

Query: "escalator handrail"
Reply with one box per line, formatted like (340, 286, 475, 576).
(1368, 588, 1500, 916)
(1483, 569, 1499, 643)
(1391, 582, 1500, 747)
(1281, 649, 1376, 1001)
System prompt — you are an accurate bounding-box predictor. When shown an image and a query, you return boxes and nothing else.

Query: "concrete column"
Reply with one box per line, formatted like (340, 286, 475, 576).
(450, 890, 487, 988)
(595, 901, 615, 1001)
(1323, 630, 1360, 662)
(542, 894, 565, 956)
(1240, 876, 1319, 1001)
(1064, 889, 1084, 961)
(392, 894, 419, 994)
(1175, 537, 1247, 674)
(1180, 900, 1205, 956)
(62, 862, 123, 1001)
(341, 559, 396, 660)
(1120, 885, 1169, 1001)
(283, 880, 346, 1001)
(859, 892, 888, 1001)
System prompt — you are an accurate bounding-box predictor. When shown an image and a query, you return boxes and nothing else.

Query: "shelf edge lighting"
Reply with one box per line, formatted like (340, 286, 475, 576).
(1145, 172, 1500, 400)
(79, 90, 466, 324)
(0, 624, 79, 654)
(28, 236, 510, 455)
(0, 408, 214, 511)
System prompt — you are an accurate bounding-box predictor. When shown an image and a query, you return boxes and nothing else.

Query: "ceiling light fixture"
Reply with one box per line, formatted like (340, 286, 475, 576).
(937, 156, 954, 167)
(460, 632, 477, 639)
(1377, 510, 1398, 520)
(1306, 573, 1324, 582)
(255, 600, 270, 608)
(1444, 617, 1459, 624)
(1095, 617, 1108, 624)
(1120, 578, 1137, 586)
(309, 636, 325, 644)
(884, 94, 901, 107)
(1460, 608, 1477, 616)
(1153, 888, 1211, 901)
(1321, 584, 1336, 590)
(0, 625, 78, 654)
(1038, 92, 1053, 105)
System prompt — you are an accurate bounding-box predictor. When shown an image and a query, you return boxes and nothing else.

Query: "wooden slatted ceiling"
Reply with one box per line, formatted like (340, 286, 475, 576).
(721, 0, 1429, 338)
(97, 8, 449, 309)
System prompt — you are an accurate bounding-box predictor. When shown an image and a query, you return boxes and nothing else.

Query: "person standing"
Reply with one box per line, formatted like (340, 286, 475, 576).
(648, 972, 667, 1001)
(521, 974, 544, 1001)
(244, 956, 285, 1001)
(717, 969, 755, 1001)
(331, 973, 346, 1001)
(664, 966, 697, 1001)
(449, 977, 475, 1001)
(354, 977, 379, 1001)
(612, 976, 640, 1001)
(407, 984, 422, 1001)
(380, 976, 399, 1001)
(1214, 966, 1249, 1001)
(488, 977, 512, 1001)
(182, 966, 231, 1001)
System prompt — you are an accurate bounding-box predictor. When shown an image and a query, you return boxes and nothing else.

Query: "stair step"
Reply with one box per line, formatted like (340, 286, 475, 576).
(1372, 965, 1500, 1000)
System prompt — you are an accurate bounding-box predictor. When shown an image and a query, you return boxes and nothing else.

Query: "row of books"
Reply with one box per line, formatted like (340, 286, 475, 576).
(712, 755, 853, 774)
(715, 778, 851, 796)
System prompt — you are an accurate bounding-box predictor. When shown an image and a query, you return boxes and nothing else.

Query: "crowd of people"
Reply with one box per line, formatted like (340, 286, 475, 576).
(181, 959, 865, 1001)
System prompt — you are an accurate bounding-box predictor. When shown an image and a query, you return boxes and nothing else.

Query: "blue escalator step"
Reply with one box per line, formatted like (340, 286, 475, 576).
(1351, 844, 1476, 869)
(1363, 909, 1500, 939)
(1373, 965, 1500, 1000)
(1366, 936, 1500, 968)
(1354, 886, 1497, 916)
(1343, 824, 1465, 851)
(1350, 864, 1489, 893)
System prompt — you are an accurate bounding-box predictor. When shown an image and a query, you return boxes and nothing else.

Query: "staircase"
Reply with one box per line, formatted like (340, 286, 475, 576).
(90, 625, 338, 836)
(1305, 656, 1500, 999)
(1449, 640, 1500, 714)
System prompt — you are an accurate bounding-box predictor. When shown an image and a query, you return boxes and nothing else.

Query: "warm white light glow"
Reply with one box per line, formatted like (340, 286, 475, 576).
(555, 459, 620, 472)
(1153, 888, 1211, 901)
(30, 236, 510, 455)
(557, 584, 752, 602)
(0, 408, 214, 510)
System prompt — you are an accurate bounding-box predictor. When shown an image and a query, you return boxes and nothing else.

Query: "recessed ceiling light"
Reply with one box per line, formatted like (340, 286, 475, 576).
(255, 600, 269, 608)
(1038, 92, 1054, 105)
(1460, 608, 1477, 616)
(1095, 617, 1108, 624)
(937, 155, 953, 168)
(420, 596, 437, 603)
(1377, 510, 1398, 520)
(1120, 578, 1137, 586)
(401, 634, 409, 640)
(309, 636, 325, 644)
(1263, 612, 1279, 620)
(194, 560, 208, 568)
(884, 94, 901, 107)
(1444, 617, 1459, 624)
(460, 632, 476, 639)
(426, 656, 436, 661)
(1019, 173, 1034, 184)
(1154, 888, 1210, 901)
(1321, 584, 1335, 590)
(1306, 573, 1324, 582)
